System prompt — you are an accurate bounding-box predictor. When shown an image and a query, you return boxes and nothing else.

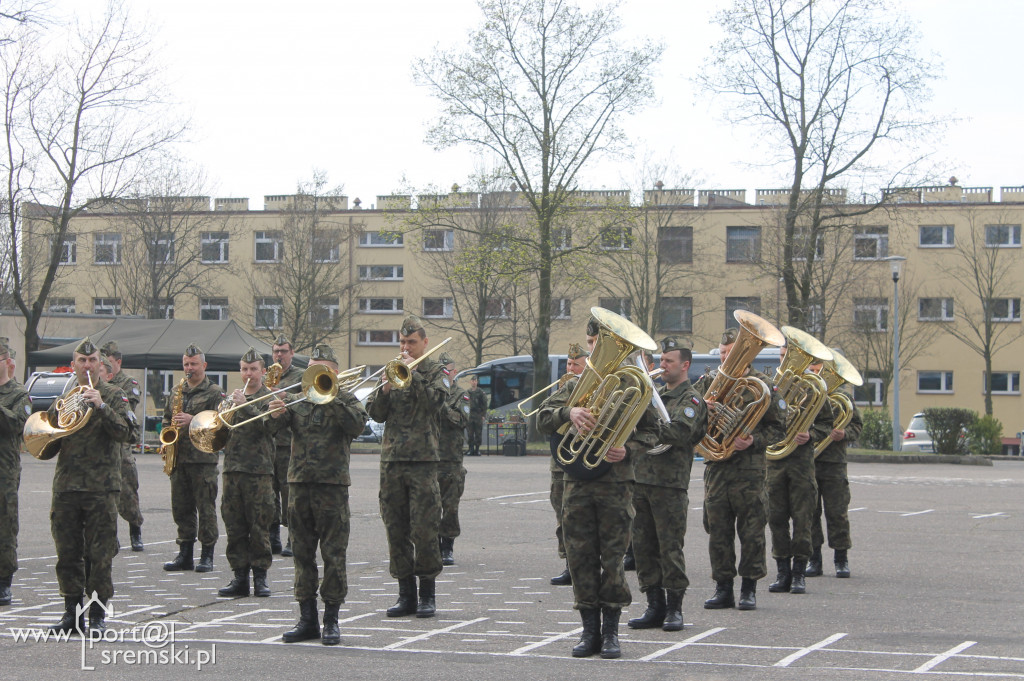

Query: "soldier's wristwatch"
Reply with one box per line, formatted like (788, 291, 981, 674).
(98, 402, 107, 411)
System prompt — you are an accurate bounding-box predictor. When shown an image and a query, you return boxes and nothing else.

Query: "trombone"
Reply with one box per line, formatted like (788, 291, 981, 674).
(517, 373, 575, 419)
(357, 337, 453, 399)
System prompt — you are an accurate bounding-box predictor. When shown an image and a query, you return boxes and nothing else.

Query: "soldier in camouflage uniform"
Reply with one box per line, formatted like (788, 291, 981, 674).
(271, 344, 367, 646)
(367, 315, 447, 619)
(270, 334, 302, 557)
(163, 344, 225, 573)
(100, 341, 145, 552)
(695, 328, 787, 611)
(46, 338, 133, 634)
(766, 350, 834, 596)
(465, 375, 487, 457)
(627, 338, 708, 633)
(436, 352, 468, 567)
(0, 339, 31, 606)
(218, 348, 278, 599)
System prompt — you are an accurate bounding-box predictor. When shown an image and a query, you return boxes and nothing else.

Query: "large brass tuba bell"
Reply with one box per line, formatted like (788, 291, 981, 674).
(766, 326, 834, 460)
(812, 349, 864, 457)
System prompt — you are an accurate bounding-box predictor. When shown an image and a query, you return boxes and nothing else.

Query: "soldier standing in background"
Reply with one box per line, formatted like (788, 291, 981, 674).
(271, 344, 367, 645)
(270, 335, 302, 557)
(0, 338, 31, 606)
(162, 344, 225, 574)
(436, 352, 468, 567)
(465, 375, 487, 457)
(100, 341, 145, 552)
(47, 338, 132, 634)
(367, 315, 447, 619)
(218, 348, 277, 599)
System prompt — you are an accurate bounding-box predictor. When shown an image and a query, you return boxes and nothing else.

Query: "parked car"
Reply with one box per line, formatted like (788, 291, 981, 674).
(902, 412, 934, 453)
(24, 371, 77, 413)
(353, 387, 385, 443)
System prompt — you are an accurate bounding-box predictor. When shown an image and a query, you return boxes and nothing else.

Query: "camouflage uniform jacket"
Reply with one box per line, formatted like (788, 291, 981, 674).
(108, 371, 141, 447)
(0, 379, 31, 476)
(49, 379, 131, 493)
(271, 363, 304, 449)
(536, 376, 634, 484)
(366, 356, 447, 462)
(817, 401, 863, 463)
(222, 385, 278, 475)
(437, 383, 469, 463)
(162, 376, 225, 465)
(279, 390, 367, 485)
(466, 387, 487, 419)
(632, 380, 708, 489)
(694, 367, 787, 473)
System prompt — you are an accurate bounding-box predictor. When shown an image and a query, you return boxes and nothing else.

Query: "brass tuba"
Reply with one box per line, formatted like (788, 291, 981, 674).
(160, 375, 188, 475)
(24, 372, 94, 460)
(695, 311, 786, 462)
(765, 327, 834, 460)
(554, 307, 658, 480)
(813, 349, 864, 457)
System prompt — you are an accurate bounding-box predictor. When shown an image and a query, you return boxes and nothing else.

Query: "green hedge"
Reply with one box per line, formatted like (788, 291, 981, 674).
(923, 408, 976, 454)
(966, 415, 1003, 456)
(858, 410, 893, 450)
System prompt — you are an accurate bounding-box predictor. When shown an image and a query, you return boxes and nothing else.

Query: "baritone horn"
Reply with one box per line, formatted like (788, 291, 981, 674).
(813, 349, 863, 457)
(765, 326, 834, 460)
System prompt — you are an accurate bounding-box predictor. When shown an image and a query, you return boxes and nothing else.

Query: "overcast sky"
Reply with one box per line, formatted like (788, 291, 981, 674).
(56, 0, 1024, 208)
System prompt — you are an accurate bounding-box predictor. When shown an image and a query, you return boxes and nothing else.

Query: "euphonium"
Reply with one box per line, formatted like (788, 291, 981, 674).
(24, 371, 95, 460)
(765, 327, 834, 460)
(160, 375, 188, 475)
(695, 311, 786, 462)
(813, 349, 864, 457)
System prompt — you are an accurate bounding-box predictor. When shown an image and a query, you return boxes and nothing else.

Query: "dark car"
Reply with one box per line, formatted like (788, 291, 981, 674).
(24, 371, 77, 413)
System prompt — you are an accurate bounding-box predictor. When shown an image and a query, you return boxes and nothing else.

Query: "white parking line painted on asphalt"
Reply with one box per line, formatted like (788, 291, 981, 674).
(381, 617, 489, 650)
(971, 512, 1007, 519)
(485, 491, 547, 500)
(508, 626, 583, 655)
(639, 626, 726, 661)
(774, 632, 847, 667)
(913, 640, 977, 672)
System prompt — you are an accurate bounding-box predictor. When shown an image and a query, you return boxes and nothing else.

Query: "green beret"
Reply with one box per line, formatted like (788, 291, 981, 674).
(400, 314, 425, 336)
(721, 328, 739, 346)
(567, 342, 589, 359)
(184, 343, 203, 357)
(310, 344, 338, 364)
(273, 334, 292, 348)
(660, 336, 686, 353)
(75, 336, 98, 356)
(438, 351, 454, 366)
(241, 346, 263, 364)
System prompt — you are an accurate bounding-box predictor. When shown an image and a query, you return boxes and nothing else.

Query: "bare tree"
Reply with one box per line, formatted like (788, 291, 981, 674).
(413, 0, 664, 404)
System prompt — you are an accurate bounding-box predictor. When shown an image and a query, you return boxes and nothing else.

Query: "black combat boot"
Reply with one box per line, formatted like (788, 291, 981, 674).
(703, 580, 735, 609)
(386, 577, 417, 617)
(627, 587, 665, 629)
(282, 599, 320, 643)
(49, 595, 84, 635)
(416, 576, 436, 618)
(163, 541, 194, 571)
(252, 568, 271, 597)
(281, 537, 293, 558)
(321, 602, 341, 646)
(195, 545, 215, 573)
(439, 537, 455, 566)
(88, 599, 108, 635)
(737, 577, 757, 610)
(790, 559, 807, 594)
(768, 558, 792, 593)
(571, 608, 602, 657)
(600, 607, 622, 659)
(0, 576, 11, 606)
(218, 569, 250, 597)
(805, 546, 823, 577)
(622, 543, 636, 571)
(662, 590, 684, 631)
(550, 564, 572, 586)
(129, 524, 144, 552)
(270, 524, 282, 555)
(834, 549, 851, 578)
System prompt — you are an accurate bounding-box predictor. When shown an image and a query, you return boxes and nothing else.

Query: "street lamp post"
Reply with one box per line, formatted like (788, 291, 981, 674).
(886, 256, 906, 451)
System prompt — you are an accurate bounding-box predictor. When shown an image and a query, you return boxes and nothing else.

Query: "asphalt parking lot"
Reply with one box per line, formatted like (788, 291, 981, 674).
(2, 452, 1022, 680)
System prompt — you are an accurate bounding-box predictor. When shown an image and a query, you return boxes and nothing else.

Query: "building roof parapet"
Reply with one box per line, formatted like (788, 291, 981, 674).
(215, 197, 249, 211)
(755, 187, 847, 206)
(643, 188, 695, 206)
(698, 189, 747, 207)
(566, 189, 630, 206)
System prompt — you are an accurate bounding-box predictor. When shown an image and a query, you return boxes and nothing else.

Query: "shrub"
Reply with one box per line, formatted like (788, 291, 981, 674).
(966, 415, 1003, 456)
(857, 410, 892, 450)
(923, 408, 977, 454)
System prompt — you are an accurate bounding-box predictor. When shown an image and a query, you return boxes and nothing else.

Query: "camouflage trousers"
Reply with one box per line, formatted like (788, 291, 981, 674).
(221, 473, 275, 572)
(549, 469, 565, 559)
(0, 470, 20, 579)
(379, 462, 442, 580)
(117, 452, 144, 527)
(703, 463, 768, 581)
(633, 483, 690, 594)
(562, 479, 634, 610)
(467, 420, 483, 454)
(290, 483, 350, 604)
(767, 449, 818, 561)
(272, 445, 290, 528)
(812, 459, 852, 550)
(51, 491, 119, 601)
(437, 462, 466, 539)
(170, 462, 219, 547)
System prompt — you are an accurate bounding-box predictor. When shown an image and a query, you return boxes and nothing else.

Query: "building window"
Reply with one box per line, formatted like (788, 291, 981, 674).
(311, 229, 341, 263)
(311, 297, 340, 328)
(919, 225, 954, 247)
(552, 227, 572, 251)
(600, 227, 631, 250)
(254, 231, 284, 263)
(659, 296, 693, 333)
(149, 234, 174, 264)
(153, 297, 174, 319)
(725, 296, 760, 328)
(357, 330, 400, 346)
(726, 226, 760, 263)
(93, 297, 122, 315)
(206, 372, 229, 392)
(200, 297, 229, 321)
(658, 226, 693, 264)
(56, 234, 77, 265)
(358, 297, 403, 314)
(918, 297, 954, 321)
(854, 371, 883, 406)
(853, 297, 888, 332)
(853, 226, 888, 260)
(48, 297, 76, 314)
(423, 229, 454, 252)
(485, 297, 512, 319)
(598, 297, 631, 319)
(358, 264, 404, 281)
(917, 370, 953, 393)
(93, 233, 121, 264)
(792, 229, 824, 261)
(985, 224, 1021, 248)
(551, 298, 572, 320)
(805, 303, 824, 335)
(985, 371, 1021, 395)
(422, 297, 454, 319)
(158, 370, 176, 396)
(201, 232, 229, 263)
(358, 230, 403, 247)
(254, 297, 284, 330)
(988, 298, 1021, 322)
(363, 364, 385, 379)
